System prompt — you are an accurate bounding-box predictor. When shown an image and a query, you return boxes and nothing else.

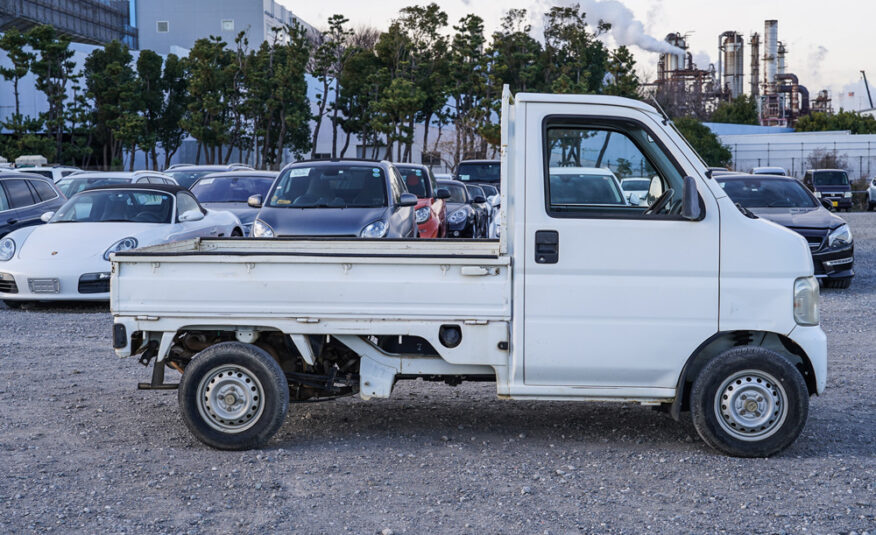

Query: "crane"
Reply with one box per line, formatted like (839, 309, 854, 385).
(862, 70, 874, 109)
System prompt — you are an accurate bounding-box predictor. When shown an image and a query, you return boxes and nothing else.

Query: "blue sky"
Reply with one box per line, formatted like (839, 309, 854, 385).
(282, 0, 876, 111)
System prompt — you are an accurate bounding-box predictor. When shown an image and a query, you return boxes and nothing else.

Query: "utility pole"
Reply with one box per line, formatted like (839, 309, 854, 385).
(862, 70, 874, 109)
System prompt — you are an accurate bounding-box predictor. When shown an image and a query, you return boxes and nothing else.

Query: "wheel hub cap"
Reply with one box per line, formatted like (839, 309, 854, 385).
(196, 365, 265, 434)
(715, 369, 788, 441)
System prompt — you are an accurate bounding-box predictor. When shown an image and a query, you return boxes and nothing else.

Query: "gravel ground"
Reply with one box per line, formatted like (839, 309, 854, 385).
(1, 214, 874, 535)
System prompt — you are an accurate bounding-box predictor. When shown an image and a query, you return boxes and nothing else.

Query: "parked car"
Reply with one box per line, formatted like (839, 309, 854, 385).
(717, 174, 853, 288)
(249, 160, 418, 238)
(1, 173, 66, 238)
(56, 171, 177, 198)
(619, 177, 652, 205)
(548, 167, 629, 207)
(395, 163, 450, 238)
(15, 166, 80, 183)
(465, 184, 491, 237)
(751, 166, 788, 176)
(455, 159, 501, 190)
(802, 169, 852, 211)
(480, 184, 501, 238)
(164, 163, 254, 189)
(190, 171, 277, 236)
(438, 179, 480, 238)
(0, 184, 242, 306)
(867, 176, 876, 211)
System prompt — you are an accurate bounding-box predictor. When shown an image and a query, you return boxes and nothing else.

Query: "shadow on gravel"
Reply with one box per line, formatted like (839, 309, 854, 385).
(1, 301, 109, 313)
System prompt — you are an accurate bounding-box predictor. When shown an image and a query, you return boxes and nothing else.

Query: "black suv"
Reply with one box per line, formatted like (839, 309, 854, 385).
(1, 173, 66, 238)
(455, 159, 501, 191)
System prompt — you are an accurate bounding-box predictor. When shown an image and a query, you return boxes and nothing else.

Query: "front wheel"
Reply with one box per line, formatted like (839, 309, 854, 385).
(690, 347, 809, 457)
(178, 342, 289, 450)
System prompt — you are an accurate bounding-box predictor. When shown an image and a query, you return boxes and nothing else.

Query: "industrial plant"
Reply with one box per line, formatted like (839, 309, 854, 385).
(650, 19, 838, 127)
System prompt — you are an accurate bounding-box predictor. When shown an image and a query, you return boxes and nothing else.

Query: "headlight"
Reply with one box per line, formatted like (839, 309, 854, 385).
(448, 209, 467, 224)
(415, 207, 431, 224)
(827, 224, 852, 248)
(843, 191, 851, 198)
(0, 238, 15, 261)
(103, 237, 138, 260)
(814, 191, 821, 198)
(793, 276, 819, 326)
(360, 220, 388, 238)
(252, 219, 274, 238)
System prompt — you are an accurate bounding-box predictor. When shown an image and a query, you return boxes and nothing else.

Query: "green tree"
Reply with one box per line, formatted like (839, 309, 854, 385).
(447, 14, 492, 164)
(541, 5, 610, 94)
(136, 49, 164, 169)
(156, 53, 189, 169)
(796, 109, 876, 134)
(603, 46, 639, 98)
(182, 36, 233, 164)
(489, 9, 542, 93)
(28, 25, 78, 163)
(335, 47, 382, 158)
(710, 95, 758, 125)
(309, 14, 352, 158)
(673, 116, 732, 167)
(0, 28, 35, 124)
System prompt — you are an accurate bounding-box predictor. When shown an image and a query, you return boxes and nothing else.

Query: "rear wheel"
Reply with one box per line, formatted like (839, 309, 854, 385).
(823, 277, 852, 289)
(178, 342, 289, 450)
(690, 347, 808, 457)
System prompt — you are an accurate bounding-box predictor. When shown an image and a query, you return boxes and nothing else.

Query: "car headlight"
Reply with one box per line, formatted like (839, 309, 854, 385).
(252, 219, 274, 238)
(793, 276, 819, 326)
(0, 238, 15, 261)
(827, 224, 852, 248)
(415, 207, 431, 224)
(843, 191, 851, 198)
(360, 220, 388, 238)
(448, 209, 467, 224)
(814, 191, 821, 198)
(103, 237, 138, 260)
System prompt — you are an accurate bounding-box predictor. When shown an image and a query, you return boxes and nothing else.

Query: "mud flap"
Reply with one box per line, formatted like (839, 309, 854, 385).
(359, 355, 396, 400)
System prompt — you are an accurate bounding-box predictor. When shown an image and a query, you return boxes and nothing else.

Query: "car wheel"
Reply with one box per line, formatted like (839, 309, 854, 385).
(178, 342, 289, 450)
(690, 346, 809, 457)
(868, 202, 874, 211)
(823, 277, 852, 289)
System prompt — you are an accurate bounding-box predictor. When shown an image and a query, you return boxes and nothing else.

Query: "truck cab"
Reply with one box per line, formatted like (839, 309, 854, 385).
(109, 89, 826, 457)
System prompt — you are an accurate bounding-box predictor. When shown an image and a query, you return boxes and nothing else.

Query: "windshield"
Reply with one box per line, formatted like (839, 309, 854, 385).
(813, 171, 849, 186)
(396, 166, 430, 198)
(457, 162, 500, 183)
(442, 183, 468, 203)
(467, 185, 485, 199)
(718, 178, 817, 208)
(56, 177, 131, 197)
(167, 170, 216, 189)
(620, 179, 651, 191)
(269, 165, 387, 208)
(549, 171, 626, 206)
(191, 175, 274, 203)
(53, 190, 174, 223)
(481, 185, 498, 196)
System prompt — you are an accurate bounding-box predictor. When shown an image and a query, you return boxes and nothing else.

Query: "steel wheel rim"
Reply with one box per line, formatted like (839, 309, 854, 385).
(196, 364, 265, 434)
(714, 369, 788, 441)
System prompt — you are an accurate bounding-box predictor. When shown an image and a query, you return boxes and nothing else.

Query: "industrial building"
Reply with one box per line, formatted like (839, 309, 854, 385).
(135, 0, 317, 55)
(0, 0, 137, 48)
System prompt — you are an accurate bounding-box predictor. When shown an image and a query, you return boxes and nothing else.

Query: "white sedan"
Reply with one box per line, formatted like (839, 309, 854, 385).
(0, 184, 243, 305)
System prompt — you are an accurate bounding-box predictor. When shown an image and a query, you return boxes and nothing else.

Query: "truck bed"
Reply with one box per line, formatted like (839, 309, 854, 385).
(111, 238, 511, 321)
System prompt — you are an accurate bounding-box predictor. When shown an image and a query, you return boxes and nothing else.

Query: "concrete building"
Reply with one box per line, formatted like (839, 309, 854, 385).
(136, 0, 316, 55)
(0, 0, 137, 47)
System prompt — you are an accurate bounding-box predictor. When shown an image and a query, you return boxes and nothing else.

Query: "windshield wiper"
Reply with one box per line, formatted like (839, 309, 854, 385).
(735, 203, 758, 219)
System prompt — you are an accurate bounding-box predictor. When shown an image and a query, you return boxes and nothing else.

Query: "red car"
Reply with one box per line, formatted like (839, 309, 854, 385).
(396, 164, 450, 238)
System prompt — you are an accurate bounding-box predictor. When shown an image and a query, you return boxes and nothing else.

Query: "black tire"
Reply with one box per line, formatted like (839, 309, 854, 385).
(823, 277, 852, 289)
(868, 202, 874, 212)
(690, 346, 809, 457)
(178, 341, 289, 450)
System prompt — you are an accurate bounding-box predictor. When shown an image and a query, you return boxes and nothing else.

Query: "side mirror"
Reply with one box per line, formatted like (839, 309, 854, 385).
(40, 211, 55, 223)
(682, 176, 702, 221)
(820, 198, 833, 210)
(472, 195, 487, 204)
(398, 193, 418, 207)
(179, 209, 205, 222)
(435, 188, 451, 200)
(247, 194, 263, 208)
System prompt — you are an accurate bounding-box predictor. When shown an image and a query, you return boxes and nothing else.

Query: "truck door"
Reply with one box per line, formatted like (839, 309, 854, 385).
(523, 105, 720, 389)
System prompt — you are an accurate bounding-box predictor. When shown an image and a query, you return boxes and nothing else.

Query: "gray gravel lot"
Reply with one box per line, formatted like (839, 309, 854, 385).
(1, 214, 874, 534)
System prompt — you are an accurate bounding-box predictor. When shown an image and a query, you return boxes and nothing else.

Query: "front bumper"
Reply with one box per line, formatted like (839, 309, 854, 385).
(417, 215, 440, 238)
(0, 264, 111, 301)
(447, 219, 474, 238)
(812, 243, 854, 280)
(820, 196, 852, 209)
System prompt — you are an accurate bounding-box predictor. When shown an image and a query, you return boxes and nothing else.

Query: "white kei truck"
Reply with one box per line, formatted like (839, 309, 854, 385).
(110, 88, 826, 457)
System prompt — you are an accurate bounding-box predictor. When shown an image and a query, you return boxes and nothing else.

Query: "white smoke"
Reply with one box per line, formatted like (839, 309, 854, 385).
(575, 0, 685, 55)
(692, 51, 712, 70)
(807, 45, 828, 81)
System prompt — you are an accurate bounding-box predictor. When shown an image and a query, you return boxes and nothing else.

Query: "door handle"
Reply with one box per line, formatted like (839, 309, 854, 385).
(7, 219, 18, 225)
(535, 230, 559, 264)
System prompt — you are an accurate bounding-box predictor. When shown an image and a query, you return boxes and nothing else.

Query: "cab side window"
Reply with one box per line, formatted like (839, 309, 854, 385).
(543, 119, 685, 218)
(29, 179, 58, 202)
(3, 179, 36, 208)
(176, 193, 201, 218)
(0, 183, 10, 211)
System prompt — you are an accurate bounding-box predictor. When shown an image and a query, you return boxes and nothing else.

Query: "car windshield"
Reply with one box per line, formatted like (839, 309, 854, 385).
(52, 190, 174, 223)
(56, 177, 131, 197)
(467, 185, 485, 199)
(620, 179, 650, 191)
(191, 175, 274, 203)
(457, 162, 500, 183)
(442, 183, 468, 203)
(813, 171, 849, 186)
(167, 170, 216, 189)
(549, 172, 626, 205)
(396, 166, 430, 198)
(268, 165, 387, 208)
(481, 185, 498, 196)
(718, 178, 817, 208)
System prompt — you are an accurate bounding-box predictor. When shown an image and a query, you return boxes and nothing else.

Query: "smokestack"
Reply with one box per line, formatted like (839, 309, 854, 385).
(750, 33, 760, 97)
(763, 20, 778, 93)
(777, 42, 786, 75)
